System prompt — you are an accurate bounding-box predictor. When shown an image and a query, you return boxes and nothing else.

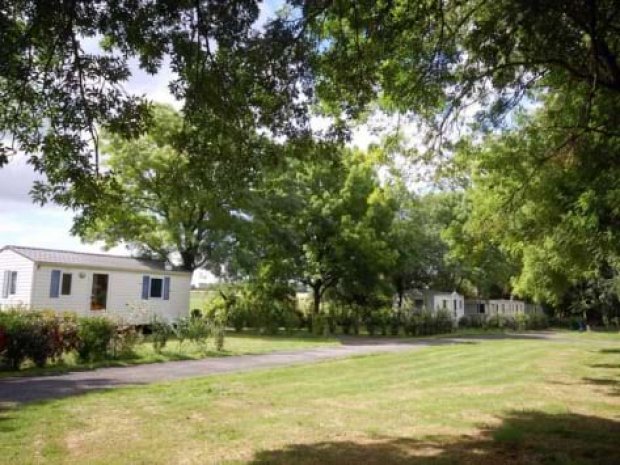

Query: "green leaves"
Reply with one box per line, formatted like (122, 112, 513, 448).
(244, 144, 397, 312)
(80, 104, 260, 271)
(1, 1, 311, 208)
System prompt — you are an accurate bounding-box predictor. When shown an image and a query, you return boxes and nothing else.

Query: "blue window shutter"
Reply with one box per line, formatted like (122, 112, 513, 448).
(2, 270, 10, 298)
(50, 270, 61, 298)
(163, 277, 171, 300)
(142, 276, 150, 300)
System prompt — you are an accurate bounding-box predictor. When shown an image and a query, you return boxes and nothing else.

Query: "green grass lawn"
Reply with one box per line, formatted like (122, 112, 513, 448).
(0, 331, 340, 378)
(1, 331, 618, 464)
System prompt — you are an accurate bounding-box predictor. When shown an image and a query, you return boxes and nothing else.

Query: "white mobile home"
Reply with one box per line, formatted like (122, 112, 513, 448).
(488, 299, 525, 315)
(0, 246, 191, 322)
(465, 298, 542, 316)
(404, 289, 465, 320)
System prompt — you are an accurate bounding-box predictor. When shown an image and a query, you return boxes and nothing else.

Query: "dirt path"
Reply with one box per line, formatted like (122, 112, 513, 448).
(0, 332, 558, 404)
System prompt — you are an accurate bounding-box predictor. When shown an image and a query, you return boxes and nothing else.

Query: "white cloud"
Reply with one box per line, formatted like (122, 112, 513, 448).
(0, 200, 127, 254)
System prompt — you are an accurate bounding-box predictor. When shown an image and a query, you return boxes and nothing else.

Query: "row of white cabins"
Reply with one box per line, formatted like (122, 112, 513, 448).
(0, 245, 540, 322)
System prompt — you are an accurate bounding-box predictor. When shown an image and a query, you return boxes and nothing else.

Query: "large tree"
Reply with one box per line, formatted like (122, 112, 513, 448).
(0, 0, 310, 207)
(385, 182, 439, 310)
(81, 104, 266, 271)
(251, 145, 397, 315)
(298, 0, 620, 306)
(453, 91, 620, 306)
(301, 0, 619, 136)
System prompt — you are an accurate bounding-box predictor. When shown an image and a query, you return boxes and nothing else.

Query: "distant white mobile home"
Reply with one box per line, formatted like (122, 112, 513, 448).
(403, 289, 466, 320)
(465, 298, 542, 316)
(0, 245, 191, 322)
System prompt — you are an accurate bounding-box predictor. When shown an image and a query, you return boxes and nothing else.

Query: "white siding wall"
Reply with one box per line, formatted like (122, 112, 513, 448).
(488, 299, 526, 315)
(425, 292, 465, 319)
(31, 265, 191, 322)
(0, 250, 35, 309)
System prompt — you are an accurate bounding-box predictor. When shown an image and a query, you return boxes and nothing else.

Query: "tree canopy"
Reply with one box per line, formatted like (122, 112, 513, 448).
(2, 0, 620, 320)
(0, 0, 310, 206)
(81, 104, 266, 271)
(246, 144, 397, 315)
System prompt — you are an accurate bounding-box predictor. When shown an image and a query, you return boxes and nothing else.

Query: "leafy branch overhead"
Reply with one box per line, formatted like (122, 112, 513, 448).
(0, 0, 311, 206)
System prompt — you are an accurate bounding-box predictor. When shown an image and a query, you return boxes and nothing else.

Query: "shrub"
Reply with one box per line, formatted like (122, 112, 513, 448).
(403, 313, 418, 336)
(58, 313, 80, 354)
(311, 313, 328, 336)
(525, 313, 549, 330)
(209, 318, 225, 351)
(110, 323, 141, 359)
(25, 317, 61, 367)
(435, 309, 454, 334)
(418, 310, 435, 336)
(389, 313, 402, 336)
(402, 309, 455, 337)
(459, 314, 486, 328)
(177, 315, 210, 352)
(226, 294, 247, 332)
(0, 312, 34, 369)
(485, 314, 502, 329)
(204, 298, 227, 351)
(76, 317, 116, 362)
(0, 311, 70, 369)
(333, 305, 356, 335)
(363, 309, 391, 336)
(150, 316, 174, 353)
(0, 326, 6, 354)
(515, 313, 527, 331)
(236, 282, 300, 335)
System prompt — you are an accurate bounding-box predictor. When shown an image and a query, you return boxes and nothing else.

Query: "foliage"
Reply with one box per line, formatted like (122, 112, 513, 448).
(403, 309, 454, 337)
(80, 105, 259, 271)
(327, 302, 357, 335)
(301, 0, 620, 317)
(386, 184, 440, 309)
(1, 1, 308, 210)
(110, 323, 142, 359)
(0, 310, 79, 369)
(306, 0, 619, 141)
(238, 279, 300, 335)
(363, 308, 391, 336)
(150, 317, 175, 354)
(202, 297, 228, 351)
(76, 317, 117, 362)
(176, 315, 211, 353)
(249, 145, 398, 317)
(452, 81, 620, 312)
(459, 313, 550, 331)
(226, 297, 250, 333)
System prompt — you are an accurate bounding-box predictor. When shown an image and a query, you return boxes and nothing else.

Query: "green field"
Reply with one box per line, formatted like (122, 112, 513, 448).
(1, 331, 619, 464)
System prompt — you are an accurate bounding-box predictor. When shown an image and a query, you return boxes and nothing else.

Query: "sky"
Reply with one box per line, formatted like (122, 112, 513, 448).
(0, 0, 387, 284)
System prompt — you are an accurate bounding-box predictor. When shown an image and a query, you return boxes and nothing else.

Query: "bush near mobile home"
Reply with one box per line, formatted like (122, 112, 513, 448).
(0, 309, 225, 370)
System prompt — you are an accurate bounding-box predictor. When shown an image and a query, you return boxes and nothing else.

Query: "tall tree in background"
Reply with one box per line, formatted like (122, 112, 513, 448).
(81, 104, 267, 271)
(298, 0, 619, 309)
(386, 182, 438, 310)
(251, 145, 397, 315)
(453, 91, 620, 308)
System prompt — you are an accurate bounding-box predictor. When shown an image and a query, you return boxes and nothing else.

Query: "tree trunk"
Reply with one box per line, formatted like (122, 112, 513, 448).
(312, 284, 322, 316)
